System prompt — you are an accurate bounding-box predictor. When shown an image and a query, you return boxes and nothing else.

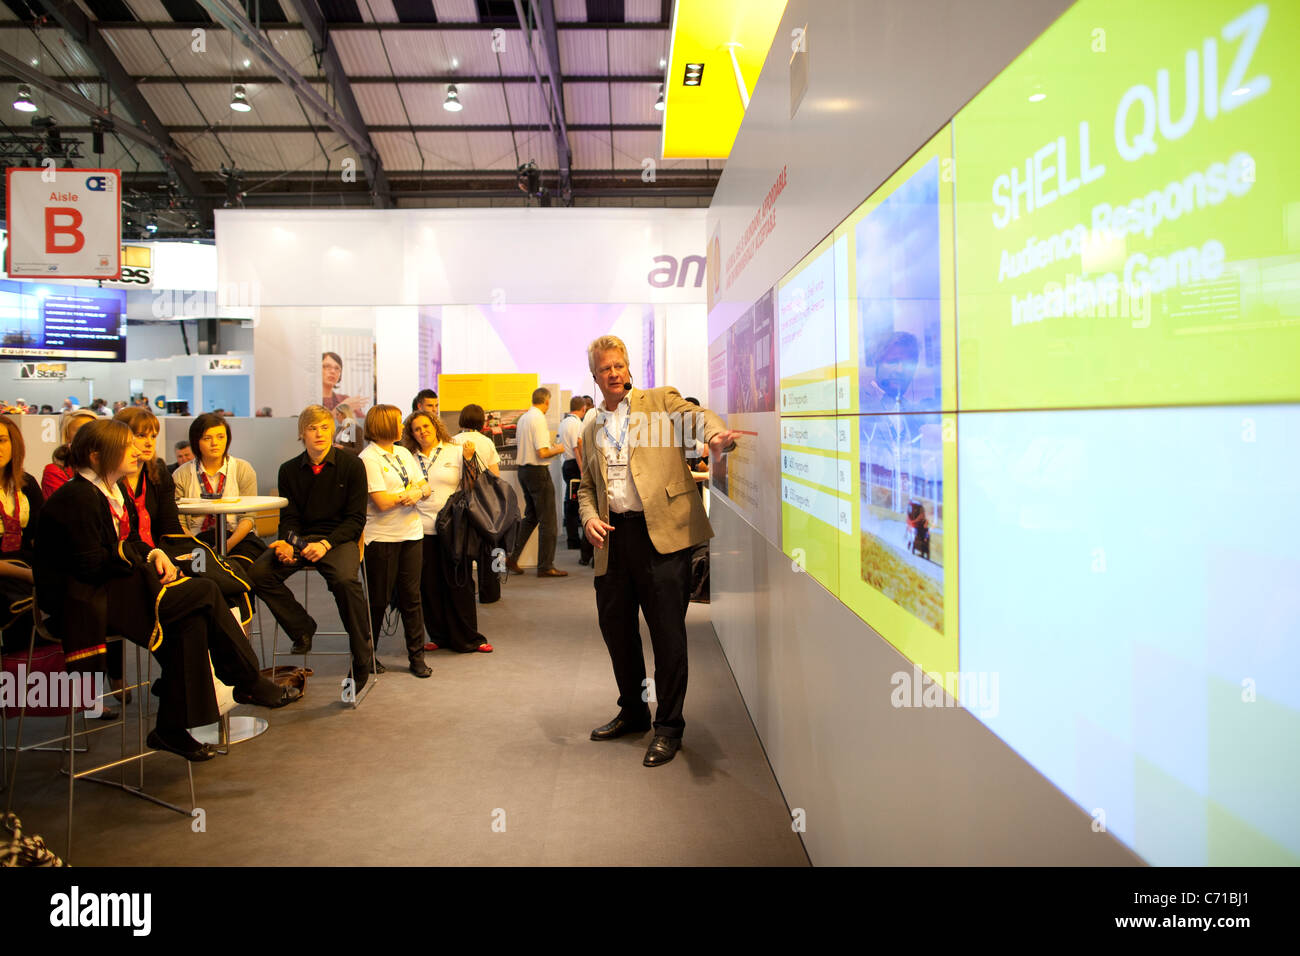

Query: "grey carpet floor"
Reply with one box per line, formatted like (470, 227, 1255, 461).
(3, 547, 809, 866)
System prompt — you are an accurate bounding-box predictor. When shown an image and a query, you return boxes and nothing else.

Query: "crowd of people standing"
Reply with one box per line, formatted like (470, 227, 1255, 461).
(1, 335, 737, 771)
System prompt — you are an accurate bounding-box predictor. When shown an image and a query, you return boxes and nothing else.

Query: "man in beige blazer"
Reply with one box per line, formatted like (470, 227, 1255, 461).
(578, 335, 737, 767)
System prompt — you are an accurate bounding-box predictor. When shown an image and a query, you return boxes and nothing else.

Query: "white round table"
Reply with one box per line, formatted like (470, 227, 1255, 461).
(176, 495, 288, 557)
(176, 495, 287, 747)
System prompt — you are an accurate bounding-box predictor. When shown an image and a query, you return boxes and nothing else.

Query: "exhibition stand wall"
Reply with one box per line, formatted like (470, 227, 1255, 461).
(705, 0, 1299, 866)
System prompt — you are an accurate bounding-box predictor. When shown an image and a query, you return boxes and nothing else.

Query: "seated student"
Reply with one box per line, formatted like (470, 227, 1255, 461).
(248, 405, 375, 688)
(167, 440, 194, 475)
(404, 409, 491, 654)
(0, 415, 42, 653)
(42, 409, 98, 499)
(115, 406, 259, 632)
(359, 405, 431, 678)
(36, 419, 299, 762)
(171, 413, 266, 567)
(451, 403, 504, 604)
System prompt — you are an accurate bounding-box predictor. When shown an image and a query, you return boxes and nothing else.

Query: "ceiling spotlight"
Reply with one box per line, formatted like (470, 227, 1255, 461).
(659, 57, 666, 69)
(230, 84, 251, 112)
(655, 83, 665, 111)
(146, 215, 158, 234)
(683, 62, 703, 86)
(443, 84, 463, 112)
(13, 84, 36, 113)
(242, 58, 251, 68)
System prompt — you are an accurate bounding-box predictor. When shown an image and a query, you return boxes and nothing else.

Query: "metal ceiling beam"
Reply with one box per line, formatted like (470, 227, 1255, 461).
(0, 74, 667, 85)
(71, 123, 663, 134)
(194, 0, 392, 208)
(514, 0, 571, 204)
(0, 49, 185, 160)
(31, 0, 209, 215)
(283, 0, 393, 209)
(0, 21, 673, 31)
(536, 0, 573, 203)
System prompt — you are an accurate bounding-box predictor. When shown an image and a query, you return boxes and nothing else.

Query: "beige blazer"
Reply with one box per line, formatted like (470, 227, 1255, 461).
(577, 386, 732, 576)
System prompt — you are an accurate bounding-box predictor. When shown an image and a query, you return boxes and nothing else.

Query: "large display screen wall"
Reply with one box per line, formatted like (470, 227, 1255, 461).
(757, 0, 1299, 865)
(948, 0, 1300, 866)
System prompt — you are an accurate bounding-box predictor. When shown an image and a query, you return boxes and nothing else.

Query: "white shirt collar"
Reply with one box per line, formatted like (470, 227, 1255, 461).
(80, 467, 124, 508)
(198, 456, 231, 479)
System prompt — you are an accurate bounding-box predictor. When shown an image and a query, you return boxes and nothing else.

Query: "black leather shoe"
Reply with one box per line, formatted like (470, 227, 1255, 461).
(590, 715, 652, 741)
(370, 660, 387, 674)
(409, 658, 432, 678)
(147, 728, 218, 762)
(233, 680, 303, 709)
(643, 735, 681, 767)
(290, 634, 313, 655)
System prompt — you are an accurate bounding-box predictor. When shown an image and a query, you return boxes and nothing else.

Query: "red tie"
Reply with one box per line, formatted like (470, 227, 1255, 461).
(199, 470, 226, 533)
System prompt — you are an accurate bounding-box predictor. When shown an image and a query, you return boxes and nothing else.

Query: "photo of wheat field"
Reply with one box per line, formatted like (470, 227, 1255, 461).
(860, 413, 945, 633)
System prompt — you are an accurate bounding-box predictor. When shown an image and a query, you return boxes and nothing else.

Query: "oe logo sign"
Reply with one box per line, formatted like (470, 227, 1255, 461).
(85, 176, 108, 191)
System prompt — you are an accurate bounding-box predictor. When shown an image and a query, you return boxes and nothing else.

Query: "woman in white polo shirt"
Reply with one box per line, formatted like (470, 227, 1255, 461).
(403, 409, 492, 654)
(360, 404, 432, 678)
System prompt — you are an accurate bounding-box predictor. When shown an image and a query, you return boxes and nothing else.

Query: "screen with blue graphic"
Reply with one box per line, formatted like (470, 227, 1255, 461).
(0, 279, 125, 361)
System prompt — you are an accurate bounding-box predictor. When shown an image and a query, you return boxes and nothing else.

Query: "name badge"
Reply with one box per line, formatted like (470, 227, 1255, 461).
(607, 464, 628, 483)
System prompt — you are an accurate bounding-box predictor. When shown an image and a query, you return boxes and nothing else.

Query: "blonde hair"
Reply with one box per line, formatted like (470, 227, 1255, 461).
(364, 404, 402, 443)
(587, 335, 629, 376)
(61, 409, 98, 445)
(297, 404, 333, 439)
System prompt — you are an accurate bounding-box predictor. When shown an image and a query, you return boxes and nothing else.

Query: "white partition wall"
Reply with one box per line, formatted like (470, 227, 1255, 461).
(216, 208, 711, 410)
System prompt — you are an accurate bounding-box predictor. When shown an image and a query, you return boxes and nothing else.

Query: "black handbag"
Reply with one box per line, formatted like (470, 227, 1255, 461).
(463, 455, 522, 558)
(435, 453, 522, 586)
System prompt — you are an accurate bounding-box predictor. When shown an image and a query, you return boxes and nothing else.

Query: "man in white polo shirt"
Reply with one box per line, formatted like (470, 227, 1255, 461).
(506, 388, 568, 578)
(559, 395, 594, 566)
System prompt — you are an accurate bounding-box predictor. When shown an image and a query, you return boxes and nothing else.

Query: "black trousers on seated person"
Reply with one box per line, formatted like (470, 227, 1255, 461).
(593, 511, 692, 739)
(106, 574, 262, 732)
(248, 540, 372, 675)
(364, 538, 425, 661)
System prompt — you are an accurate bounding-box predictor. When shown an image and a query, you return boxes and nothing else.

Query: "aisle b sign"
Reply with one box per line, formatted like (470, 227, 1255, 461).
(4, 167, 122, 279)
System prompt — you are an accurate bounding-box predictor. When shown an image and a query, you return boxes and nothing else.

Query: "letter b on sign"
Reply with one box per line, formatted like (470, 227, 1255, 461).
(46, 208, 85, 254)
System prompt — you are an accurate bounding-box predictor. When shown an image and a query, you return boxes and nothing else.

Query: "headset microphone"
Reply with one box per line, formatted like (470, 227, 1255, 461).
(622, 382, 632, 391)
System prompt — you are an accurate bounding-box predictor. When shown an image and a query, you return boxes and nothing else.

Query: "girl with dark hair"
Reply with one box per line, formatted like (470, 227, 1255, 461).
(0, 415, 42, 651)
(171, 412, 266, 566)
(403, 409, 492, 654)
(36, 420, 300, 761)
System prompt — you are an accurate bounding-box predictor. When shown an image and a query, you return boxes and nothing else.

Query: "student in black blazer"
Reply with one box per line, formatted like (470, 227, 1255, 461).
(115, 408, 256, 624)
(0, 415, 41, 651)
(36, 419, 300, 762)
(247, 404, 374, 689)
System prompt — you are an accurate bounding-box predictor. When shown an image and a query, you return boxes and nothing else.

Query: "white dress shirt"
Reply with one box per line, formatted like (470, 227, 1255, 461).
(596, 394, 645, 514)
(514, 406, 550, 466)
(559, 413, 583, 461)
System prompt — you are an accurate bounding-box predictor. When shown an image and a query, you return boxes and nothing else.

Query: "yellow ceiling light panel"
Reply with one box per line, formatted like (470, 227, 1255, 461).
(662, 0, 788, 160)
